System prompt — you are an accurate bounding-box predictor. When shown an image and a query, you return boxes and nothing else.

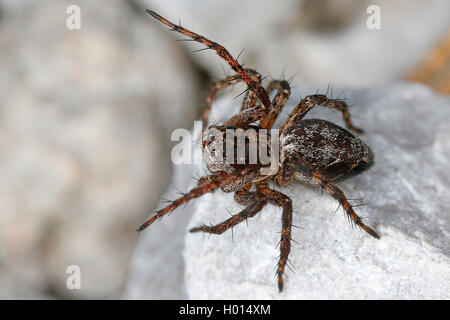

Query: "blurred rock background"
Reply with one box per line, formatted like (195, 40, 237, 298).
(0, 0, 448, 299)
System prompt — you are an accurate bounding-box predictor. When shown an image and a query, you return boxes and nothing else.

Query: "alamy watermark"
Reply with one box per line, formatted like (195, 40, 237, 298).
(66, 265, 81, 290)
(66, 5, 81, 30)
(366, 5, 381, 30)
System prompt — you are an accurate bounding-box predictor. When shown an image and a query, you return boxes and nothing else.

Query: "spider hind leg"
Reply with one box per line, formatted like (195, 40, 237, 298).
(311, 171, 380, 239)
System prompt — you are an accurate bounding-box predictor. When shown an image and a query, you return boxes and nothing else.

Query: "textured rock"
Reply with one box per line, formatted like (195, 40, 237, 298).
(124, 2, 449, 299)
(173, 82, 449, 299)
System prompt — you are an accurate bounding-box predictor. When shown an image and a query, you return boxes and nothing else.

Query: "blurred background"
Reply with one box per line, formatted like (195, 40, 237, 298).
(0, 0, 448, 299)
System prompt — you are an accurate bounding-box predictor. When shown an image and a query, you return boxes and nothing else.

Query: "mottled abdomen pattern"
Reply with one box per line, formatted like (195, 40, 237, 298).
(280, 119, 373, 184)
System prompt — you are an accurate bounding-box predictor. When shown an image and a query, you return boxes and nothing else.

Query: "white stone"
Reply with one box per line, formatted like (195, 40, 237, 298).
(175, 83, 449, 299)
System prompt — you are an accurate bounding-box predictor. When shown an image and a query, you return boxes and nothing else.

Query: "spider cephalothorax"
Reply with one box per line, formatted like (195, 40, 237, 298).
(138, 10, 380, 292)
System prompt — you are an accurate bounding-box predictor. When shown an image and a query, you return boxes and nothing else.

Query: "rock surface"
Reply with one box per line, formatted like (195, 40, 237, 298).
(132, 82, 449, 299)
(184, 82, 450, 299)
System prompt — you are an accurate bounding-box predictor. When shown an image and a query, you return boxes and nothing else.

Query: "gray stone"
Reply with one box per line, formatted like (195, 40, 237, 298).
(132, 82, 450, 299)
(185, 83, 449, 299)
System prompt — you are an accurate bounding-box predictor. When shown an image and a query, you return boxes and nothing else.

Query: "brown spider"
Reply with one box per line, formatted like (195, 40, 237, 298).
(138, 10, 380, 292)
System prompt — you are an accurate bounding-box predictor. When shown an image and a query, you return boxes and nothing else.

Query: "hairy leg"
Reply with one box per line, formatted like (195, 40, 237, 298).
(196, 172, 228, 187)
(259, 187, 293, 292)
(190, 181, 265, 235)
(281, 94, 363, 134)
(239, 69, 263, 111)
(202, 69, 262, 128)
(146, 10, 270, 109)
(240, 90, 259, 112)
(311, 171, 380, 239)
(223, 104, 270, 126)
(202, 74, 241, 127)
(137, 170, 244, 232)
(189, 199, 267, 234)
(223, 79, 291, 127)
(259, 80, 291, 129)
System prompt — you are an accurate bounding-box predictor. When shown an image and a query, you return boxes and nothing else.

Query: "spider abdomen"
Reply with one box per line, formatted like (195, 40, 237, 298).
(280, 119, 373, 183)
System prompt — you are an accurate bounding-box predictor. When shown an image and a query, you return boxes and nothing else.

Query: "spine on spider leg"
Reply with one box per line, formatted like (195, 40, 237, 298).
(145, 9, 270, 109)
(310, 171, 380, 239)
(136, 171, 240, 232)
(277, 203, 293, 292)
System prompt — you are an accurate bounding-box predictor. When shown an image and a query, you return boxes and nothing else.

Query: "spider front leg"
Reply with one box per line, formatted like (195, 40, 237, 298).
(202, 74, 241, 127)
(202, 69, 262, 129)
(239, 69, 263, 111)
(190, 182, 263, 234)
(189, 198, 267, 234)
(224, 79, 291, 127)
(259, 80, 291, 129)
(147, 9, 287, 129)
(196, 172, 228, 187)
(281, 94, 364, 134)
(311, 171, 380, 239)
(146, 10, 270, 109)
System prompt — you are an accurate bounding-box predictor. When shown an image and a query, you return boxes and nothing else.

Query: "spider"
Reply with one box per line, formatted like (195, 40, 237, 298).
(138, 10, 380, 292)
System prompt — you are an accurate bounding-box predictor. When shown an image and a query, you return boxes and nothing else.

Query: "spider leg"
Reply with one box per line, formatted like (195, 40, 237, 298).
(239, 69, 263, 111)
(202, 74, 241, 126)
(259, 80, 291, 129)
(146, 10, 270, 109)
(233, 179, 269, 205)
(240, 90, 259, 112)
(311, 171, 380, 239)
(223, 104, 269, 126)
(190, 180, 270, 234)
(259, 187, 293, 292)
(281, 94, 364, 134)
(196, 171, 228, 187)
(202, 69, 262, 128)
(137, 170, 242, 232)
(189, 199, 267, 234)
(223, 79, 291, 127)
